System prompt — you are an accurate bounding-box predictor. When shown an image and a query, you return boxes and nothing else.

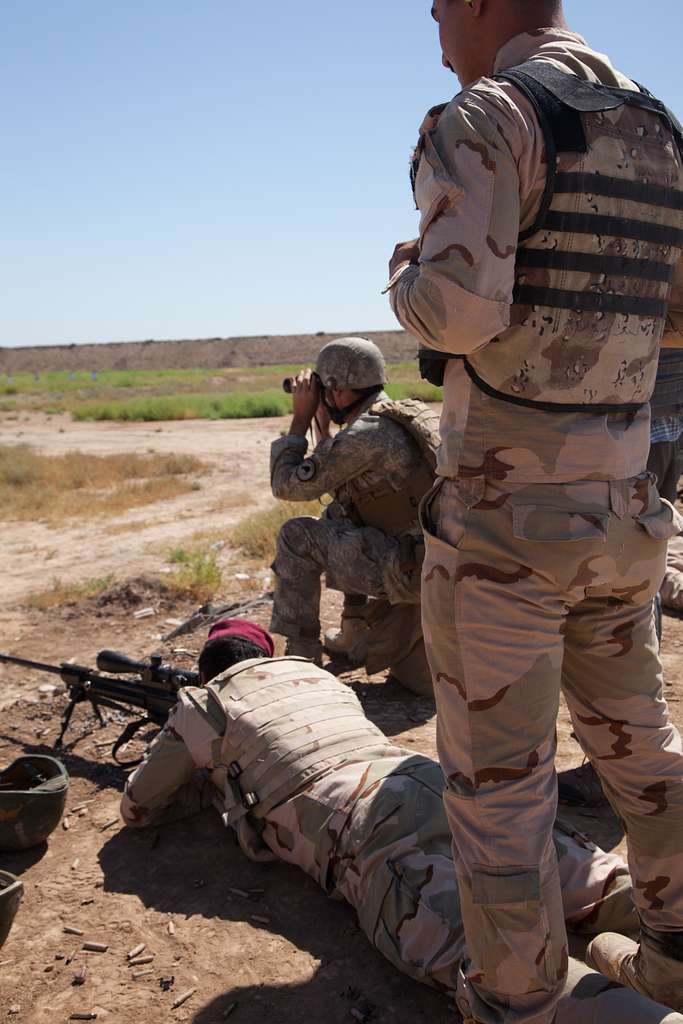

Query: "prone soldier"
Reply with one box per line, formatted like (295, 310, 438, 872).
(269, 336, 440, 694)
(120, 617, 683, 1024)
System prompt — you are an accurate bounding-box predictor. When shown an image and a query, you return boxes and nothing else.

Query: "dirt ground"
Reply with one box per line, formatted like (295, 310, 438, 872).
(2, 411, 683, 1024)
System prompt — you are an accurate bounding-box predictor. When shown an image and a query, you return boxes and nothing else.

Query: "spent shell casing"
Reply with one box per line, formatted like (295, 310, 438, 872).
(172, 988, 197, 1009)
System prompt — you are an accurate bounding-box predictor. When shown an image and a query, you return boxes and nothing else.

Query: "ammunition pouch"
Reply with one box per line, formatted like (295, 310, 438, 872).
(419, 349, 455, 388)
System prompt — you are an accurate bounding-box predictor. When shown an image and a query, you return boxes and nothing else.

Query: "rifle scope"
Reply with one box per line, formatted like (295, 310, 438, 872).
(97, 650, 161, 676)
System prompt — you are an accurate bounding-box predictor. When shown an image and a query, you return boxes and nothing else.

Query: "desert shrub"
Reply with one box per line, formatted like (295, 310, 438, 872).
(166, 546, 222, 600)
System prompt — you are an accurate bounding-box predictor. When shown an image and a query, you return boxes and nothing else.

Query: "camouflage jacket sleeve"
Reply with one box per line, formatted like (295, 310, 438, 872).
(120, 688, 223, 828)
(388, 83, 540, 355)
(270, 426, 376, 501)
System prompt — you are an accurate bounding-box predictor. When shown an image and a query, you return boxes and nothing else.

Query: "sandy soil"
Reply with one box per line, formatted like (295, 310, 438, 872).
(1, 411, 683, 1024)
(0, 412, 291, 607)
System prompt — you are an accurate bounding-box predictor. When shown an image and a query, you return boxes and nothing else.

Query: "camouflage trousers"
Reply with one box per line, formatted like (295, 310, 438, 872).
(421, 473, 683, 1024)
(258, 753, 680, 1023)
(270, 515, 430, 688)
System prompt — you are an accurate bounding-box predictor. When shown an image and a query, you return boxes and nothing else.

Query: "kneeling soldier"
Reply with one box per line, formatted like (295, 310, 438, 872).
(270, 336, 439, 695)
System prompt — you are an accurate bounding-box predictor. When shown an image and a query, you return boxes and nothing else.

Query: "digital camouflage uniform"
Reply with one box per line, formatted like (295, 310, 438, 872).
(270, 393, 439, 693)
(389, 28, 683, 1024)
(121, 656, 683, 1023)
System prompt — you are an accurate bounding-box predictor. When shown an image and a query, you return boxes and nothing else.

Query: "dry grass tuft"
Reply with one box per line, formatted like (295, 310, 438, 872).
(25, 574, 115, 610)
(230, 500, 322, 562)
(0, 444, 206, 522)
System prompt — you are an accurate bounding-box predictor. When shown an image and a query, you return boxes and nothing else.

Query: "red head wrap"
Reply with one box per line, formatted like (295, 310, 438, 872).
(206, 618, 275, 658)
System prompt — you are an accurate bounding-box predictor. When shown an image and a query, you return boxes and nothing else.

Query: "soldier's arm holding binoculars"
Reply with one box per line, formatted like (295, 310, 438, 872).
(283, 369, 330, 442)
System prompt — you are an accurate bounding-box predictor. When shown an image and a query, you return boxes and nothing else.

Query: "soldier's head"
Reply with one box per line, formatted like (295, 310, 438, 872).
(315, 337, 387, 425)
(432, 0, 566, 86)
(198, 618, 275, 684)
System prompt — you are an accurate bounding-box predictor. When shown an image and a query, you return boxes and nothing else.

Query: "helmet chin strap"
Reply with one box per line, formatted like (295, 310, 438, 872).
(323, 388, 381, 426)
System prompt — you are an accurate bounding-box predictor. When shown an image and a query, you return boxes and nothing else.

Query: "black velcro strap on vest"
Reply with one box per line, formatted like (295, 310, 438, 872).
(496, 67, 588, 152)
(516, 248, 675, 283)
(502, 61, 626, 113)
(554, 171, 683, 211)
(496, 61, 683, 240)
(544, 209, 683, 247)
(513, 283, 668, 318)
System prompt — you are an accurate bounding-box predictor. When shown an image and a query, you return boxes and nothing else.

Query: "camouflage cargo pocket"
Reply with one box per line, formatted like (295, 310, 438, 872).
(512, 506, 609, 543)
(462, 864, 566, 995)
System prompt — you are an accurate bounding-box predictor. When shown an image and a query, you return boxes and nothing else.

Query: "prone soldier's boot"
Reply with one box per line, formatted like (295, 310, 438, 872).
(557, 761, 609, 808)
(586, 925, 683, 1012)
(284, 637, 323, 667)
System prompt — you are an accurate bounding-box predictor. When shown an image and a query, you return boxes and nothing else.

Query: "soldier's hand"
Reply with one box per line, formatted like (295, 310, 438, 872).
(314, 396, 332, 441)
(389, 239, 420, 277)
(290, 369, 321, 425)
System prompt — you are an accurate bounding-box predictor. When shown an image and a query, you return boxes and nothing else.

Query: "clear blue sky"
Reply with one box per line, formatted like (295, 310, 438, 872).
(2, 1, 682, 347)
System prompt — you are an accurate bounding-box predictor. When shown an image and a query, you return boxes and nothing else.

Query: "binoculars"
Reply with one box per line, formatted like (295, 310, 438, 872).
(282, 371, 322, 395)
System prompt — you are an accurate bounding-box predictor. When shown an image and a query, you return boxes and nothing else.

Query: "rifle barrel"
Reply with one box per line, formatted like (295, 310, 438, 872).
(0, 653, 71, 676)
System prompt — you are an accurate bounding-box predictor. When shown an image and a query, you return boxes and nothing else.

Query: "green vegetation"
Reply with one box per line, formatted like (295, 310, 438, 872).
(0, 362, 441, 421)
(165, 544, 222, 600)
(72, 389, 290, 422)
(385, 381, 442, 403)
(230, 500, 322, 562)
(0, 444, 205, 521)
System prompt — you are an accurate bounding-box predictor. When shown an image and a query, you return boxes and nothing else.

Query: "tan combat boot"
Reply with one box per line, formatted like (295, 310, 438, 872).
(586, 929, 683, 1012)
(284, 638, 323, 667)
(323, 598, 368, 665)
(323, 619, 368, 665)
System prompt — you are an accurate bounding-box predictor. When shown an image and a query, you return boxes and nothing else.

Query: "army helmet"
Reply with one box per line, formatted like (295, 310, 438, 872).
(0, 755, 70, 851)
(315, 337, 387, 391)
(0, 871, 23, 949)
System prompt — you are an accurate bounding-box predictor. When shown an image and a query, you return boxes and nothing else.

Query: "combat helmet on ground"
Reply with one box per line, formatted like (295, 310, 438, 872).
(0, 755, 70, 851)
(315, 337, 387, 391)
(0, 871, 23, 949)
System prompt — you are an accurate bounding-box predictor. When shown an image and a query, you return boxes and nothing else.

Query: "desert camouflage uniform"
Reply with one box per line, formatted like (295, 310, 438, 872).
(121, 659, 683, 1023)
(270, 392, 433, 690)
(388, 27, 683, 1024)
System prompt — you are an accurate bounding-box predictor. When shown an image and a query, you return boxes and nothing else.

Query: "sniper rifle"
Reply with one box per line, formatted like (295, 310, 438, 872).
(0, 650, 199, 765)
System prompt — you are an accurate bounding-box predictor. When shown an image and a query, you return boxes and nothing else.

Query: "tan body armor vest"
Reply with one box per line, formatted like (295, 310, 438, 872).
(420, 63, 683, 412)
(346, 399, 440, 536)
(206, 658, 395, 827)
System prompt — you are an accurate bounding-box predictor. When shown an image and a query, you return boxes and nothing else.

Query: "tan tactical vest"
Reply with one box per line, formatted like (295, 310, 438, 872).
(428, 62, 683, 412)
(205, 658, 395, 827)
(346, 399, 440, 536)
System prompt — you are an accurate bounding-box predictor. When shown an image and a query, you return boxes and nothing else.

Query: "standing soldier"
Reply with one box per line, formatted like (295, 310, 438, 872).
(387, 2, 683, 1022)
(269, 336, 439, 695)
